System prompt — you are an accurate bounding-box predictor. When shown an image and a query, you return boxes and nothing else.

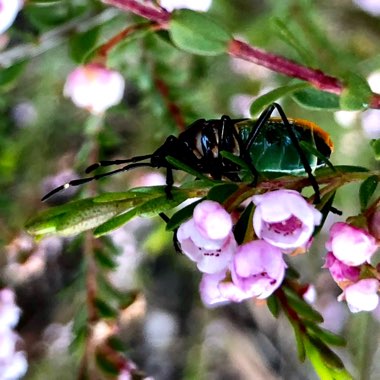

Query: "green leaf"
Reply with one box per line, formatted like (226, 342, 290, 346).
(69, 26, 100, 64)
(292, 88, 340, 110)
(292, 322, 306, 362)
(271, 18, 314, 66)
(94, 297, 118, 319)
(308, 336, 344, 370)
(219, 151, 253, 174)
(0, 61, 28, 91)
(94, 192, 188, 236)
(299, 141, 336, 172)
(166, 156, 214, 183)
(169, 9, 232, 56)
(207, 183, 239, 203)
(304, 321, 346, 347)
(26, 198, 135, 238)
(283, 286, 324, 323)
(340, 73, 372, 111)
(94, 208, 138, 237)
(94, 249, 118, 270)
(304, 337, 353, 380)
(233, 202, 254, 245)
(107, 336, 126, 353)
(313, 192, 337, 236)
(359, 175, 378, 211)
(266, 294, 280, 318)
(95, 350, 119, 376)
(370, 139, 380, 160)
(250, 82, 310, 116)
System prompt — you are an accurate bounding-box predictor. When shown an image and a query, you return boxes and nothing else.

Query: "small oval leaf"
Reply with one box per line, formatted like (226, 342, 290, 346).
(169, 9, 232, 56)
(250, 82, 310, 116)
(292, 88, 340, 110)
(370, 139, 380, 160)
(359, 175, 378, 211)
(69, 26, 100, 64)
(340, 73, 372, 111)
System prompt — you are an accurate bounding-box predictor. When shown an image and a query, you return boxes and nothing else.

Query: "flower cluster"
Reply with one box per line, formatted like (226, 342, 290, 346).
(63, 64, 125, 115)
(324, 222, 379, 313)
(177, 190, 322, 307)
(0, 288, 28, 380)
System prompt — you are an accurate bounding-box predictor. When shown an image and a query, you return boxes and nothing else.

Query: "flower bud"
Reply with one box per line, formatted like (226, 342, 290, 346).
(338, 279, 380, 313)
(326, 222, 378, 266)
(63, 64, 125, 114)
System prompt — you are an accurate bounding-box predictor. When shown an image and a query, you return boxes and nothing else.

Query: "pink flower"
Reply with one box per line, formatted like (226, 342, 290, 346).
(199, 270, 249, 307)
(63, 64, 125, 114)
(178, 220, 236, 274)
(177, 201, 236, 274)
(0, 0, 23, 35)
(252, 190, 322, 251)
(326, 222, 378, 266)
(324, 252, 361, 284)
(193, 200, 232, 240)
(338, 279, 380, 313)
(159, 0, 212, 12)
(231, 240, 286, 299)
(0, 288, 27, 379)
(0, 289, 21, 331)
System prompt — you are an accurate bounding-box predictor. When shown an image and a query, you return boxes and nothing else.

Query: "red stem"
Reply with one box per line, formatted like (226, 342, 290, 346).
(102, 0, 170, 24)
(228, 39, 342, 94)
(102, 0, 380, 109)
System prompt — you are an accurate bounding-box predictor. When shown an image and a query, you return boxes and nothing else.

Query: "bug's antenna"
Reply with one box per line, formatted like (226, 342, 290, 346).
(85, 154, 153, 173)
(41, 162, 154, 201)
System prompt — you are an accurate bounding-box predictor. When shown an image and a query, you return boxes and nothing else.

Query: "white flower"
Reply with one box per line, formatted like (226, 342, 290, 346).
(338, 279, 380, 313)
(252, 190, 322, 251)
(0, 0, 23, 35)
(159, 0, 212, 12)
(63, 64, 125, 114)
(326, 222, 378, 267)
(0, 288, 27, 380)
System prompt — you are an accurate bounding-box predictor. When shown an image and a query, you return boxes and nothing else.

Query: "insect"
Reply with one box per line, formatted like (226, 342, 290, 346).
(42, 103, 333, 203)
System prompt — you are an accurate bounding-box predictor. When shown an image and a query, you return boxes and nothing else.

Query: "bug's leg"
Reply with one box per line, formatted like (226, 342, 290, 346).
(164, 165, 174, 199)
(42, 162, 154, 201)
(219, 115, 260, 182)
(272, 103, 321, 203)
(86, 154, 152, 173)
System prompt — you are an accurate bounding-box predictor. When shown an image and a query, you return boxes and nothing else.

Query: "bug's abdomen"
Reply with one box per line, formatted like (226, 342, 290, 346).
(237, 119, 332, 174)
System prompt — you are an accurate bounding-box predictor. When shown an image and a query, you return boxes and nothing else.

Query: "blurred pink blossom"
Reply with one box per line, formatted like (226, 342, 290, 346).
(0, 288, 27, 380)
(252, 190, 322, 251)
(63, 64, 125, 114)
(338, 279, 380, 313)
(231, 240, 286, 299)
(0, 0, 23, 35)
(326, 222, 378, 266)
(159, 0, 212, 12)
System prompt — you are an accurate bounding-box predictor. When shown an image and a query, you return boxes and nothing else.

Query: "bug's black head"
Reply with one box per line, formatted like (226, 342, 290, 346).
(150, 135, 179, 168)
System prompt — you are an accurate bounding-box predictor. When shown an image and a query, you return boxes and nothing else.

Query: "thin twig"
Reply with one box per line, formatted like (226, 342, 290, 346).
(101, 0, 380, 109)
